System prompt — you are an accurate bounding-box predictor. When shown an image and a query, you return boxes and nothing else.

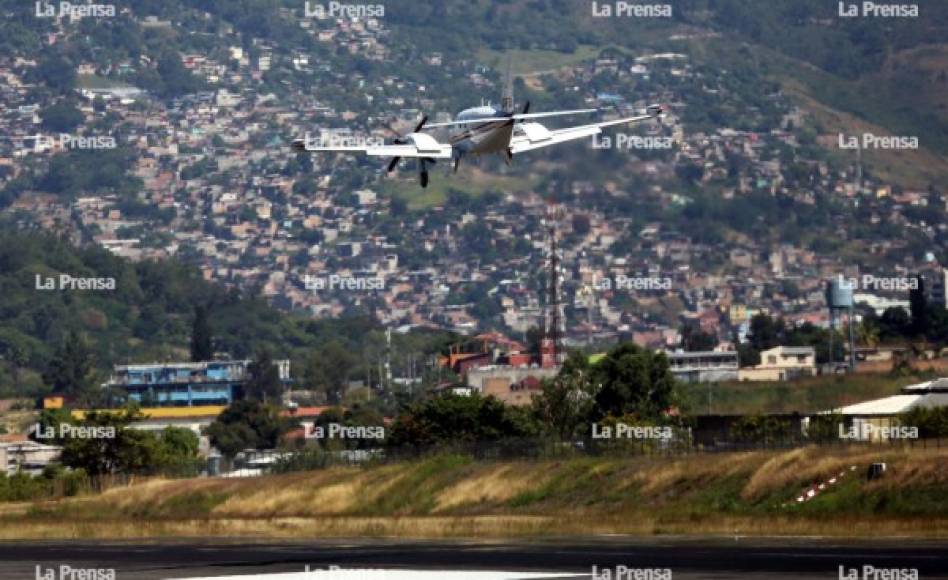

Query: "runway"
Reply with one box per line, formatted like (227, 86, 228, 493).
(4, 537, 946, 580)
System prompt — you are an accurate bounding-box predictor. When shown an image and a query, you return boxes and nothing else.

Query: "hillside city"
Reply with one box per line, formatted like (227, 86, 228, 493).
(1, 4, 945, 362)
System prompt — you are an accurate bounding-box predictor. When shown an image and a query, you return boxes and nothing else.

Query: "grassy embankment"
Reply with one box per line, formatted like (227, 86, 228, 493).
(677, 372, 925, 415)
(2, 445, 946, 540)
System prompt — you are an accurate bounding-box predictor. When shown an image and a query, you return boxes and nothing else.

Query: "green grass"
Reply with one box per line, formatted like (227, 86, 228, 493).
(679, 372, 920, 415)
(6, 446, 948, 538)
(379, 171, 534, 210)
(475, 46, 603, 76)
(76, 74, 134, 90)
(361, 454, 472, 516)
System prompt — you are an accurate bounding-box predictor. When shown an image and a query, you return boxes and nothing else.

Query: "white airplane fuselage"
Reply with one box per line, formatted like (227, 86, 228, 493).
(448, 105, 516, 157)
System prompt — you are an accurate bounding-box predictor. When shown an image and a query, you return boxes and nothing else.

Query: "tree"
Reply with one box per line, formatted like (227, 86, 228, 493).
(155, 51, 203, 98)
(302, 341, 357, 404)
(59, 406, 148, 477)
(680, 322, 717, 351)
(30, 53, 77, 93)
(590, 342, 677, 421)
(245, 349, 283, 403)
(878, 307, 911, 340)
(42, 331, 97, 402)
(58, 407, 200, 479)
(387, 393, 538, 447)
(190, 305, 213, 362)
(909, 275, 930, 337)
(154, 427, 201, 475)
(532, 351, 595, 440)
(747, 313, 783, 352)
(40, 101, 84, 132)
(206, 400, 288, 457)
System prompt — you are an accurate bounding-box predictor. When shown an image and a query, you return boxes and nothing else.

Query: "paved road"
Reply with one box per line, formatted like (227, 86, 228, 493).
(3, 538, 947, 580)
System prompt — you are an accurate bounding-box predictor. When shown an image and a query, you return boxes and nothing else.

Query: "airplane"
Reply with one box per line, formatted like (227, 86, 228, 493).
(291, 62, 664, 188)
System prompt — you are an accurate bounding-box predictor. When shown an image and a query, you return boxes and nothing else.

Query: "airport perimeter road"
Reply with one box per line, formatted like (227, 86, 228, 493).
(2, 537, 947, 580)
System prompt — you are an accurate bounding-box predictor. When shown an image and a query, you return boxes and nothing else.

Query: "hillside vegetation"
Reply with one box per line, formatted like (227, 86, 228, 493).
(0, 227, 456, 399)
(7, 446, 947, 539)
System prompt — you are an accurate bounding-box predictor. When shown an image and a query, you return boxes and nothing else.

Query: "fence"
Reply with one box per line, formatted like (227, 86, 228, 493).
(225, 429, 946, 477)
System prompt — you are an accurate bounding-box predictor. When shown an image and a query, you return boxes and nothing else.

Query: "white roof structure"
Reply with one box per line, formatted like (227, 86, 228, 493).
(177, 572, 577, 580)
(826, 378, 948, 416)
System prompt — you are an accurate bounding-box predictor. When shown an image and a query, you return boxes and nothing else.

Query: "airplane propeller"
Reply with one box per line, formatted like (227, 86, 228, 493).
(384, 115, 428, 174)
(419, 157, 436, 188)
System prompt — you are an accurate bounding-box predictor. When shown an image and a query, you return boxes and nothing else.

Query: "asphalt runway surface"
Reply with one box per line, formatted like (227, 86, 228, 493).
(3, 538, 946, 580)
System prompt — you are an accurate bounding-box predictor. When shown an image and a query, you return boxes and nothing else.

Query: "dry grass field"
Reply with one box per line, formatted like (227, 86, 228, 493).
(4, 445, 946, 539)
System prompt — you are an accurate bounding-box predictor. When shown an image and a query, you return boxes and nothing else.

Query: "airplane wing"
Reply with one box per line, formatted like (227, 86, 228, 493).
(508, 111, 658, 155)
(291, 135, 452, 159)
(422, 108, 597, 129)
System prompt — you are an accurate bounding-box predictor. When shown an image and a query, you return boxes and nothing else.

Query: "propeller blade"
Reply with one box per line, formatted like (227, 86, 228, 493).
(453, 157, 460, 173)
(387, 157, 400, 172)
(414, 115, 429, 133)
(420, 171, 429, 188)
(522, 101, 530, 115)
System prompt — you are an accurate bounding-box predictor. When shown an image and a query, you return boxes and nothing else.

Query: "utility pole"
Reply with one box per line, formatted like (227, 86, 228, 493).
(542, 202, 564, 367)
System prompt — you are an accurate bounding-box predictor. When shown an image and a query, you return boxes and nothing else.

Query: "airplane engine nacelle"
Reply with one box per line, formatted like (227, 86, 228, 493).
(519, 122, 552, 144)
(407, 132, 445, 155)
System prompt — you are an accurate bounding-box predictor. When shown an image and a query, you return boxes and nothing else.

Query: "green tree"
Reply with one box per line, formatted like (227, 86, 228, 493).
(59, 406, 151, 477)
(680, 322, 718, 351)
(909, 275, 930, 337)
(205, 400, 288, 457)
(245, 349, 283, 403)
(302, 341, 357, 404)
(40, 101, 84, 132)
(154, 426, 201, 475)
(590, 342, 677, 421)
(532, 351, 595, 440)
(42, 331, 97, 402)
(747, 313, 784, 352)
(190, 305, 213, 362)
(901, 407, 948, 438)
(30, 53, 77, 93)
(387, 393, 538, 447)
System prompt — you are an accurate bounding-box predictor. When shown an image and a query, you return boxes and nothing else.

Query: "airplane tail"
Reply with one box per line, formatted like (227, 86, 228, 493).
(500, 55, 514, 113)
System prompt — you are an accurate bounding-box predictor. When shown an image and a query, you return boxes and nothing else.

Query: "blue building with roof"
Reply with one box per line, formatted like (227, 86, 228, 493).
(107, 359, 291, 407)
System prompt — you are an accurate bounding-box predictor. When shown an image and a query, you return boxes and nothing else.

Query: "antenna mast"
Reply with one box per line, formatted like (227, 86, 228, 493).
(501, 56, 514, 113)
